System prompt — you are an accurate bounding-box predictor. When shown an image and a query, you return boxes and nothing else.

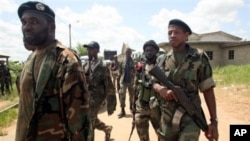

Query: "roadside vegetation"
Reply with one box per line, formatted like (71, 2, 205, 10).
(213, 64, 250, 86)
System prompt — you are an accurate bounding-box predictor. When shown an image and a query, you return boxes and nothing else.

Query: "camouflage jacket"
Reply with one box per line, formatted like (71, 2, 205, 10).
(84, 59, 116, 115)
(157, 44, 215, 106)
(134, 60, 158, 102)
(16, 40, 91, 141)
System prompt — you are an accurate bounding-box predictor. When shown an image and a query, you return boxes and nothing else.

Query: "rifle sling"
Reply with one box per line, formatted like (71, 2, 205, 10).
(172, 106, 185, 132)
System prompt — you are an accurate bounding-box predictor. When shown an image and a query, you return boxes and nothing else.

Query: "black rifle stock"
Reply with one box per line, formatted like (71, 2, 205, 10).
(149, 66, 208, 131)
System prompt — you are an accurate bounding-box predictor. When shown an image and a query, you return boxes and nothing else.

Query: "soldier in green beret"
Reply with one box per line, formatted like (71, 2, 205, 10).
(152, 19, 219, 141)
(16, 1, 91, 141)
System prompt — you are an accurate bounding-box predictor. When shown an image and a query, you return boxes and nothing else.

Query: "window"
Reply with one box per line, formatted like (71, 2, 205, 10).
(228, 50, 234, 60)
(206, 51, 213, 60)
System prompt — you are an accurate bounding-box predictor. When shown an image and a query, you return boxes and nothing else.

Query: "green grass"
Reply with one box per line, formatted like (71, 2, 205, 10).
(0, 84, 19, 136)
(0, 108, 18, 135)
(213, 64, 250, 86)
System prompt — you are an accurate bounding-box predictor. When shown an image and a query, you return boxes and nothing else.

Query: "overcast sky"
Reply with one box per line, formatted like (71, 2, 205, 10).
(0, 0, 249, 61)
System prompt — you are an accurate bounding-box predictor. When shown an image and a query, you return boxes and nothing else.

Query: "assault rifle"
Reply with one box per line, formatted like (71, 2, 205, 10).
(149, 66, 208, 131)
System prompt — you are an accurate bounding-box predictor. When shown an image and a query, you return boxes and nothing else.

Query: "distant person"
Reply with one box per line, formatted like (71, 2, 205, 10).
(117, 47, 135, 118)
(83, 41, 117, 141)
(110, 55, 120, 92)
(133, 40, 161, 141)
(16, 1, 91, 140)
(152, 19, 219, 141)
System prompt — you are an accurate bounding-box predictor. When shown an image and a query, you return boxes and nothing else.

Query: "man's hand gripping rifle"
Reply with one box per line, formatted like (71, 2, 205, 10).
(149, 65, 208, 131)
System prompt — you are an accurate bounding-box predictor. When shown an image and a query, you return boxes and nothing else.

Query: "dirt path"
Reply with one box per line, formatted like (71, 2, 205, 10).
(1, 86, 249, 141)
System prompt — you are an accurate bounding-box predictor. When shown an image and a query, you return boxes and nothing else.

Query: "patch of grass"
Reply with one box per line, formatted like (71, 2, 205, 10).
(0, 84, 19, 136)
(213, 65, 250, 86)
(0, 108, 18, 136)
(0, 86, 18, 102)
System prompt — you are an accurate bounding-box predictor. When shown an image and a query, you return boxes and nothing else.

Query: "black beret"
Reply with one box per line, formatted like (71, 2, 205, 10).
(83, 41, 100, 49)
(143, 40, 159, 51)
(169, 19, 192, 35)
(18, 1, 55, 20)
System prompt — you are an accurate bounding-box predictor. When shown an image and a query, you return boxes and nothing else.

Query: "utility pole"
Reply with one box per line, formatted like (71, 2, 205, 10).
(69, 23, 72, 48)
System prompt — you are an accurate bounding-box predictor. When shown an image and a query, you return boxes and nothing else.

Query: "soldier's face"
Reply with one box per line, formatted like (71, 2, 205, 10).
(21, 11, 51, 46)
(144, 46, 157, 60)
(87, 48, 98, 58)
(168, 25, 189, 49)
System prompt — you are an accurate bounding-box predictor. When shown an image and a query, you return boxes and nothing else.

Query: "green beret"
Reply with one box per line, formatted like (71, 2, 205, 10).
(169, 19, 192, 35)
(18, 1, 55, 20)
(143, 40, 159, 52)
(83, 41, 100, 49)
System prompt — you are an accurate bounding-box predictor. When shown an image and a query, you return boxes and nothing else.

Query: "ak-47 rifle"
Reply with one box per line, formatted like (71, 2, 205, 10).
(128, 85, 139, 141)
(149, 65, 208, 131)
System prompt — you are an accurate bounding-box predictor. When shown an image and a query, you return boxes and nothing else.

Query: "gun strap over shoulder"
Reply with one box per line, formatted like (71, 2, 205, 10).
(157, 54, 167, 67)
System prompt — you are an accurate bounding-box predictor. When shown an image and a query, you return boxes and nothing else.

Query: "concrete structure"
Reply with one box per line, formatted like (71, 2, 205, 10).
(159, 31, 250, 67)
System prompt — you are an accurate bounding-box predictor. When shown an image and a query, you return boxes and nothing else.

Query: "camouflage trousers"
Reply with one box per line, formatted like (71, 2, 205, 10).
(158, 103, 200, 141)
(135, 99, 161, 141)
(89, 107, 111, 141)
(118, 83, 134, 109)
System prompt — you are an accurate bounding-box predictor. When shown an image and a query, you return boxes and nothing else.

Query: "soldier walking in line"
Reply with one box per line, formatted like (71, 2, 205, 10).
(152, 19, 219, 141)
(83, 41, 117, 141)
(133, 40, 161, 141)
(16, 1, 91, 140)
(117, 47, 135, 118)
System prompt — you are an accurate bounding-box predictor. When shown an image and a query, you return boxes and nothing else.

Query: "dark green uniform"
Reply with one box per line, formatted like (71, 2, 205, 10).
(134, 61, 161, 141)
(84, 58, 117, 141)
(157, 44, 215, 141)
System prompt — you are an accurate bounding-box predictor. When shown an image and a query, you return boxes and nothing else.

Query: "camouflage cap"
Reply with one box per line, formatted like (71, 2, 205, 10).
(18, 1, 55, 20)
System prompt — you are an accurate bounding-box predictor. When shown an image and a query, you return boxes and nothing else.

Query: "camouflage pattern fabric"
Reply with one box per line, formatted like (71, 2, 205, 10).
(118, 58, 135, 108)
(157, 44, 215, 141)
(134, 62, 161, 141)
(83, 59, 116, 141)
(15, 40, 91, 141)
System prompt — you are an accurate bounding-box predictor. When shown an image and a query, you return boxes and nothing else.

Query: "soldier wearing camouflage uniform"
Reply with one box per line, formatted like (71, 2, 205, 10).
(117, 48, 135, 118)
(16, 1, 91, 141)
(83, 41, 117, 141)
(152, 19, 219, 141)
(134, 40, 161, 141)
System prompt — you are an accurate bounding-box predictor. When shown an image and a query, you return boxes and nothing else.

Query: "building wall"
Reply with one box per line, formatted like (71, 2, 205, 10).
(221, 45, 250, 66)
(190, 43, 222, 67)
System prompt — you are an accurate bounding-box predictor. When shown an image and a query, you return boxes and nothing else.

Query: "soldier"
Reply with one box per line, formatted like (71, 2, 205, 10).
(110, 55, 120, 92)
(83, 41, 117, 141)
(117, 47, 135, 118)
(16, 1, 91, 140)
(152, 19, 219, 141)
(133, 40, 161, 141)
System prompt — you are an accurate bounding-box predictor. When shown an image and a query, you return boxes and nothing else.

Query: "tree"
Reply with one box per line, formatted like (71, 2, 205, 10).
(75, 42, 87, 56)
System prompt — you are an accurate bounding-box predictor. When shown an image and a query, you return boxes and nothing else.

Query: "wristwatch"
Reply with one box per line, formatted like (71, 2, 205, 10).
(210, 117, 218, 124)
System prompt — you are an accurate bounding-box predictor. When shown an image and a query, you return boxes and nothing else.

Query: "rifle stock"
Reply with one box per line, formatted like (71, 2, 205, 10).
(149, 66, 208, 131)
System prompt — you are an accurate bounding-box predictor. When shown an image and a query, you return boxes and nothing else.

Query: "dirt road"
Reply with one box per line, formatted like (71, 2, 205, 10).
(1, 86, 249, 141)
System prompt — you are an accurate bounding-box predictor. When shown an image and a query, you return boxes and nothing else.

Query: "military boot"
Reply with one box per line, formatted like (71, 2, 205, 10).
(105, 126, 113, 141)
(118, 108, 126, 118)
